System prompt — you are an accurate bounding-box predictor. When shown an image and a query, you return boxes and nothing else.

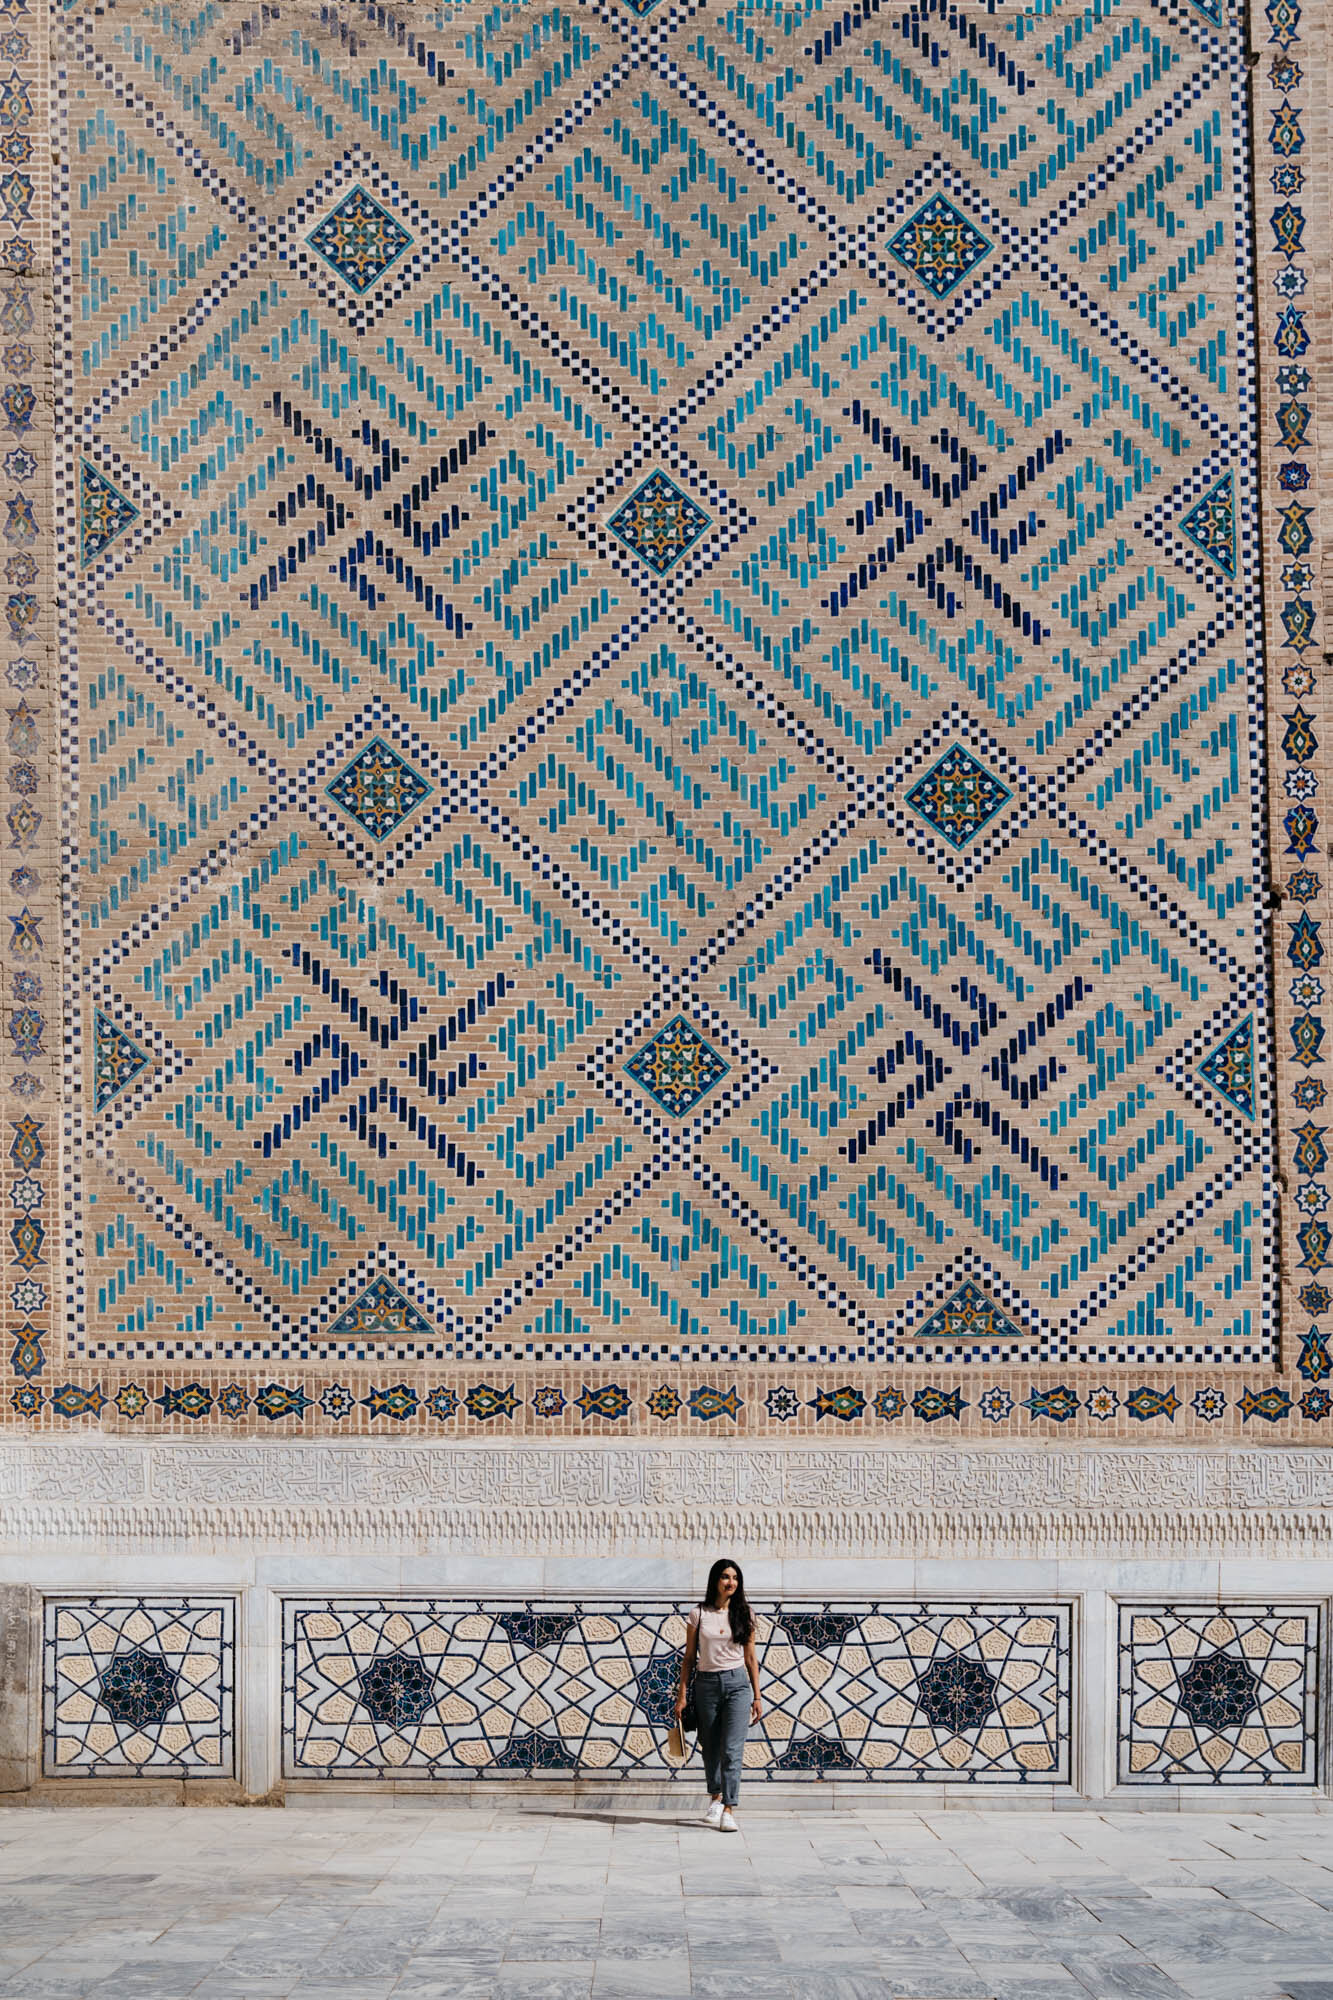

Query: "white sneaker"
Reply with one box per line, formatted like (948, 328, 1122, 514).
(719, 1808, 739, 1833)
(702, 1799, 723, 1826)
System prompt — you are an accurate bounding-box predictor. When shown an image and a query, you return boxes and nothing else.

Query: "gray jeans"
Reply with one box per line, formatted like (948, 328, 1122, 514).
(694, 1666, 750, 1806)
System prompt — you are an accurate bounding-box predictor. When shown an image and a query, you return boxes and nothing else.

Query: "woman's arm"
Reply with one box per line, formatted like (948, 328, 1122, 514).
(674, 1620, 698, 1717)
(744, 1634, 762, 1721)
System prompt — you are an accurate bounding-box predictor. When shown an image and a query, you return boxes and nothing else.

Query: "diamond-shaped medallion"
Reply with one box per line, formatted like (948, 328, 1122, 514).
(625, 1016, 729, 1117)
(888, 194, 993, 299)
(307, 185, 414, 295)
(607, 470, 710, 575)
(906, 745, 1012, 849)
(326, 738, 432, 842)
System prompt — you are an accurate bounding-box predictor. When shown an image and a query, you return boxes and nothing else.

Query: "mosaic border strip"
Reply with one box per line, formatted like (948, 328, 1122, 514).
(0, 0, 1325, 1434)
(1260, 0, 1333, 1391)
(7, 1362, 1333, 1437)
(1, 1, 59, 1419)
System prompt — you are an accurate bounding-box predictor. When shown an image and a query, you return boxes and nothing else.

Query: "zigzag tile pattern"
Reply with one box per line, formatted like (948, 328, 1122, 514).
(57, 0, 1272, 1414)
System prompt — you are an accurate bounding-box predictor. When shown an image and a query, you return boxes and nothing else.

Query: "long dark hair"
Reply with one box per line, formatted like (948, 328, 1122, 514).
(703, 1557, 753, 1645)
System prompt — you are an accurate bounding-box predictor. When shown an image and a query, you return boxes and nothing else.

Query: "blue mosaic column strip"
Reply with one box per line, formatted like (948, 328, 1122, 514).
(1, 0, 50, 1427)
(1261, 0, 1333, 1417)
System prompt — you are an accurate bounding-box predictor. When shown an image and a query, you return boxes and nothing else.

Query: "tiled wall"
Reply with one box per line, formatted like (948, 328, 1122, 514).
(31, 1594, 1328, 1794)
(12, 0, 1325, 1459)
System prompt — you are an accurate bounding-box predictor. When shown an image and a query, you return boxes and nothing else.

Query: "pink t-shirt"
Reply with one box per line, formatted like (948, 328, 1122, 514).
(687, 1603, 745, 1671)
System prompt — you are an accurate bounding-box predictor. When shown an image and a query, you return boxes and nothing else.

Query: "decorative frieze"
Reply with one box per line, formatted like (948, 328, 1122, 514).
(5, 1443, 1333, 1554)
(22, 1585, 1332, 1798)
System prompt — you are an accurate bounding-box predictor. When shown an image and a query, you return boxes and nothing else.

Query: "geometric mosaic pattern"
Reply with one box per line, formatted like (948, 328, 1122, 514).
(284, 1599, 1070, 1783)
(42, 1597, 234, 1777)
(607, 470, 711, 576)
(887, 193, 993, 300)
(1117, 1604, 1319, 1786)
(6, 0, 1326, 1434)
(306, 186, 413, 297)
(905, 745, 1013, 851)
(624, 1015, 730, 1118)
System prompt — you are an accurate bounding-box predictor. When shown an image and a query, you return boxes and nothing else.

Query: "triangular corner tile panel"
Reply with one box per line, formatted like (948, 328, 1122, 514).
(1199, 1017, 1256, 1120)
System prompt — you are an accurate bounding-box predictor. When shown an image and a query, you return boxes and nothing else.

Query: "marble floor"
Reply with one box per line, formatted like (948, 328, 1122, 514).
(1, 1802, 1333, 1999)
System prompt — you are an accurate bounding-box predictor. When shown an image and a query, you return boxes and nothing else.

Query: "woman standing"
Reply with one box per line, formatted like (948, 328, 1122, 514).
(675, 1558, 763, 1831)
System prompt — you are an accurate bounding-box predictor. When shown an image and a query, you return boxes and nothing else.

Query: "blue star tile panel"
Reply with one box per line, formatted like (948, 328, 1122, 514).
(43, 1598, 235, 1777)
(306, 186, 414, 295)
(285, 1599, 1070, 1782)
(624, 1016, 731, 1118)
(325, 738, 433, 843)
(887, 194, 993, 298)
(1117, 1605, 1319, 1786)
(36, 0, 1278, 1423)
(606, 471, 711, 576)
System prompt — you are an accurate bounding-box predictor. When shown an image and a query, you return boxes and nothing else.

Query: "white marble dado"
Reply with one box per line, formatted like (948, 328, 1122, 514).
(4, 1440, 1333, 1554)
(2, 1571, 1329, 1804)
(2, 1442, 1331, 1804)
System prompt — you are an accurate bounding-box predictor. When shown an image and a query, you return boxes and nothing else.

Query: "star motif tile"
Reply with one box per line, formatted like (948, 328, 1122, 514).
(1177, 1653, 1258, 1730)
(307, 185, 414, 294)
(607, 471, 710, 576)
(326, 738, 433, 842)
(905, 745, 1013, 850)
(97, 1649, 180, 1727)
(915, 1654, 998, 1732)
(888, 193, 993, 298)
